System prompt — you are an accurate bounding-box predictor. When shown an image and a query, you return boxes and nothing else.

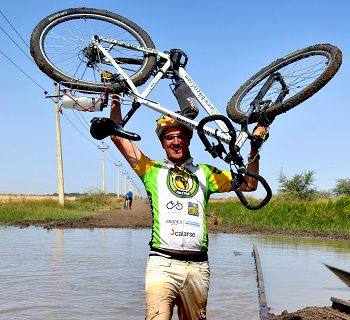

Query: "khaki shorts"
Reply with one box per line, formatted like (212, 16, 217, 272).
(145, 255, 210, 320)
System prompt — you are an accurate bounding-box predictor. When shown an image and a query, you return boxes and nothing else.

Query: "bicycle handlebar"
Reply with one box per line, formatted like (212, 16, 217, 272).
(197, 115, 272, 210)
(197, 115, 236, 158)
(232, 170, 272, 210)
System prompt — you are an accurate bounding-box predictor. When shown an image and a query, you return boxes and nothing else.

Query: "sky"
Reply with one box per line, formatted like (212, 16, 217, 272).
(0, 0, 349, 197)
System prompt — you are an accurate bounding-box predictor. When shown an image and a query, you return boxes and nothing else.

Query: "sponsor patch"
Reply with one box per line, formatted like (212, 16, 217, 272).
(170, 228, 195, 237)
(166, 219, 183, 225)
(188, 202, 199, 216)
(166, 201, 183, 210)
(167, 167, 199, 198)
(185, 220, 200, 227)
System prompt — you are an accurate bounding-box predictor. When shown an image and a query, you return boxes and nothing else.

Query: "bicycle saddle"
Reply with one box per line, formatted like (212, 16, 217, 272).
(90, 117, 141, 141)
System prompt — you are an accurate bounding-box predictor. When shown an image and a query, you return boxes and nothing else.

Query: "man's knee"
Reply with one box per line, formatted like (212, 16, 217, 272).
(145, 293, 174, 320)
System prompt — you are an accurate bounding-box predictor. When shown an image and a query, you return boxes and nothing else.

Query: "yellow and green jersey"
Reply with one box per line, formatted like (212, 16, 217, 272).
(133, 153, 232, 253)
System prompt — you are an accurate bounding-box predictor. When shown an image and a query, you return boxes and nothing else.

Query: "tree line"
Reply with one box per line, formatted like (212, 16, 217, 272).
(277, 171, 350, 200)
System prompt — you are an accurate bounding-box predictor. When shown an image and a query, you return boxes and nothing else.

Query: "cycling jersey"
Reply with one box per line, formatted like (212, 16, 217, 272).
(125, 191, 133, 199)
(133, 153, 232, 253)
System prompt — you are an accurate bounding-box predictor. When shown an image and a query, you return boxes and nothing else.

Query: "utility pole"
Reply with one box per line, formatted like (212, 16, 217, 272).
(129, 178, 134, 196)
(115, 161, 122, 198)
(98, 141, 109, 193)
(122, 170, 128, 195)
(54, 83, 65, 206)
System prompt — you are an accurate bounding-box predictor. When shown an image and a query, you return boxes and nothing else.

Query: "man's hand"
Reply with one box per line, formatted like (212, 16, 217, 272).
(252, 124, 269, 139)
(250, 124, 269, 150)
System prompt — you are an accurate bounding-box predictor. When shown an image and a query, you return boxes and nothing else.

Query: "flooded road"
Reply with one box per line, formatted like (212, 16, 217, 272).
(0, 227, 349, 319)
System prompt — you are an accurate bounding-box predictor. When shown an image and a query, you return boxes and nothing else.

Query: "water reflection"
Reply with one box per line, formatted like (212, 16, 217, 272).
(55, 229, 64, 258)
(0, 227, 349, 319)
(249, 233, 350, 314)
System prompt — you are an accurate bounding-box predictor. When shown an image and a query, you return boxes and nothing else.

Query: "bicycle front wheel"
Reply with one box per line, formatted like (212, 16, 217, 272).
(227, 44, 342, 124)
(30, 8, 157, 93)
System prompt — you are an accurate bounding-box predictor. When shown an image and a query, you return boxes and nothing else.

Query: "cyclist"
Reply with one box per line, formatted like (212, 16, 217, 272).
(124, 189, 133, 209)
(109, 98, 267, 320)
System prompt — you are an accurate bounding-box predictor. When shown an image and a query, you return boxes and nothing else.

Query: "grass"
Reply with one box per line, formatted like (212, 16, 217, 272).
(207, 196, 350, 234)
(0, 194, 118, 224)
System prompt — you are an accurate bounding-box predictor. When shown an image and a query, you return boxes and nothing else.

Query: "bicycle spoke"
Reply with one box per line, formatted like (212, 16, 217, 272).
(48, 31, 80, 47)
(238, 53, 330, 114)
(72, 58, 86, 79)
(62, 25, 87, 44)
(52, 53, 81, 65)
(34, 9, 155, 90)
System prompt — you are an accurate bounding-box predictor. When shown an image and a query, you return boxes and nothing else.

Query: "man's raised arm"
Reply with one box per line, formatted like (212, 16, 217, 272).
(239, 125, 268, 192)
(110, 99, 142, 168)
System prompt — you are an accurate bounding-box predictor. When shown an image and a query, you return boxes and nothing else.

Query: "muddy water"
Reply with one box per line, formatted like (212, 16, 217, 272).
(0, 227, 349, 319)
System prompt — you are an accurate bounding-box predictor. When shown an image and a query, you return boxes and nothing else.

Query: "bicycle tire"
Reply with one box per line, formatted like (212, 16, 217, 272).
(227, 44, 342, 124)
(30, 7, 157, 93)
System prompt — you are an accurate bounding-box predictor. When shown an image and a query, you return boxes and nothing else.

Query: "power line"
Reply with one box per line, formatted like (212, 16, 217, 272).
(0, 11, 142, 193)
(71, 109, 91, 131)
(0, 13, 131, 185)
(60, 110, 98, 146)
(0, 24, 34, 64)
(0, 49, 47, 93)
(0, 10, 29, 48)
(75, 109, 90, 127)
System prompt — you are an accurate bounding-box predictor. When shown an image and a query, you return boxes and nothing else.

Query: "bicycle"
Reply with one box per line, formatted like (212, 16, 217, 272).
(30, 8, 342, 210)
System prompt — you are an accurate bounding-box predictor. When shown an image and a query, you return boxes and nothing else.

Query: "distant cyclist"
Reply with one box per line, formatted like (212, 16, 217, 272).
(124, 189, 133, 209)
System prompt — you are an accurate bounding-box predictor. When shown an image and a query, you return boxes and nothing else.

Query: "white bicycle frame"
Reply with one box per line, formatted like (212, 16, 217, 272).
(94, 36, 249, 149)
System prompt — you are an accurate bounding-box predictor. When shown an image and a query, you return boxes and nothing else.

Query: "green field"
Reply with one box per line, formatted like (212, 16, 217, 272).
(0, 194, 117, 224)
(207, 196, 350, 233)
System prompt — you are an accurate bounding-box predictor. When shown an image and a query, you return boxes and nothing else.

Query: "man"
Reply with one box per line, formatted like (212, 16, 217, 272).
(124, 189, 133, 209)
(109, 98, 267, 320)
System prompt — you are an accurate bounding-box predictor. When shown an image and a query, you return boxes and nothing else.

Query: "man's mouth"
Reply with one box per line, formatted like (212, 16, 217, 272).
(171, 146, 182, 152)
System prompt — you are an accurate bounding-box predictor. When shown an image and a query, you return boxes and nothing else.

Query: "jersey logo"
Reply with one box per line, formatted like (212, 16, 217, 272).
(188, 202, 199, 216)
(167, 167, 199, 198)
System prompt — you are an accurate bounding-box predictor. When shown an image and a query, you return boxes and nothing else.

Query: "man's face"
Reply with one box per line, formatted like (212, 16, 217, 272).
(161, 126, 191, 163)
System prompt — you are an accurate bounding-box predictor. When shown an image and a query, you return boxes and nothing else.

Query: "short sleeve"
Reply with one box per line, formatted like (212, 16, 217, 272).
(132, 153, 156, 178)
(200, 164, 232, 194)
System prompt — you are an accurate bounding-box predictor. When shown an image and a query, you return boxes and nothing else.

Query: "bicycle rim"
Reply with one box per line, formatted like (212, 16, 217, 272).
(34, 10, 154, 91)
(227, 44, 342, 124)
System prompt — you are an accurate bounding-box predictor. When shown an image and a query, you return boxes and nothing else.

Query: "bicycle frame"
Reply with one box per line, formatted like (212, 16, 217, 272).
(86, 36, 272, 210)
(94, 36, 249, 149)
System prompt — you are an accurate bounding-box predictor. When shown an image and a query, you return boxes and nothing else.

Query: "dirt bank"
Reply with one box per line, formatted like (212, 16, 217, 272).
(9, 199, 350, 241)
(269, 306, 350, 320)
(0, 194, 76, 202)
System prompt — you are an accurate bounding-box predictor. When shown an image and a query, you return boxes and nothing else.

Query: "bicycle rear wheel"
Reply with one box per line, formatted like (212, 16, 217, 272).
(227, 44, 342, 124)
(30, 7, 157, 93)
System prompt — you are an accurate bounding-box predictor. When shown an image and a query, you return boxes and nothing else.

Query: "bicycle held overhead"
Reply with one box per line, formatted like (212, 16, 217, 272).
(30, 7, 342, 210)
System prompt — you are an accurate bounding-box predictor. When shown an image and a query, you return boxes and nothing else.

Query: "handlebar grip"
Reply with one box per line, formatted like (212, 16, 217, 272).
(233, 171, 272, 210)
